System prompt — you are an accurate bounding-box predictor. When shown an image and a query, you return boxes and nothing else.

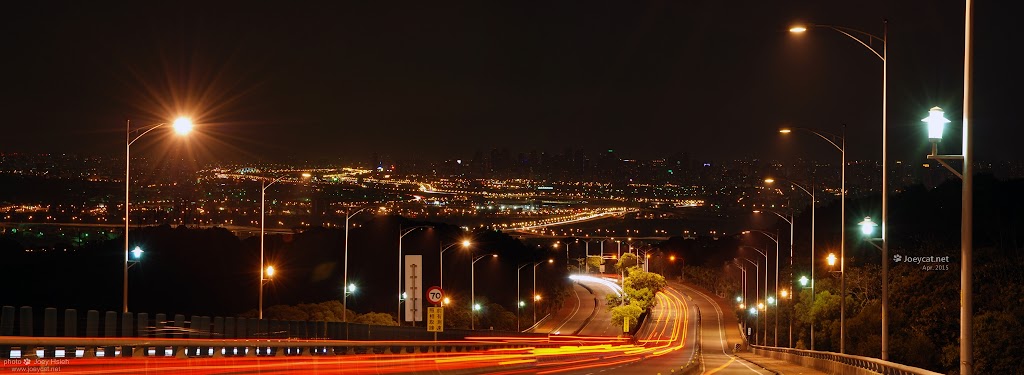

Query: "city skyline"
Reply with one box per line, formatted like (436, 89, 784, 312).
(3, 1, 1017, 164)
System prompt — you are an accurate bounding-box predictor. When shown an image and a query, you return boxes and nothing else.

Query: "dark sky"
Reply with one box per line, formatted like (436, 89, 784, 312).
(2, 1, 1018, 164)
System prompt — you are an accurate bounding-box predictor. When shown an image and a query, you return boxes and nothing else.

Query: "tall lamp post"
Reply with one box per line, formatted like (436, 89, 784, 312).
(554, 241, 570, 269)
(398, 225, 432, 326)
(125, 117, 193, 314)
(342, 207, 368, 323)
(471, 253, 497, 330)
(741, 246, 770, 345)
(533, 259, 553, 325)
(745, 230, 780, 346)
(780, 125, 846, 352)
(922, 105, 972, 374)
(737, 257, 760, 345)
(754, 208, 795, 347)
(729, 263, 748, 333)
(440, 239, 472, 292)
(790, 19, 885, 358)
(765, 177, 816, 349)
(259, 173, 310, 319)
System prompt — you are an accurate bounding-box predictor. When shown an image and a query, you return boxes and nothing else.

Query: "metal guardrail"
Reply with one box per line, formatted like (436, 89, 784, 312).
(0, 336, 554, 359)
(0, 305, 552, 359)
(751, 345, 944, 375)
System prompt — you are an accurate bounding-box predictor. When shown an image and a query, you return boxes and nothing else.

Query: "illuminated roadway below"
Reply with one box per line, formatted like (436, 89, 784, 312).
(0, 282, 789, 374)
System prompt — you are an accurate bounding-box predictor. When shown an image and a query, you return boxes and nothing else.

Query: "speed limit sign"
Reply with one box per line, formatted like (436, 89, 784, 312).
(426, 286, 443, 305)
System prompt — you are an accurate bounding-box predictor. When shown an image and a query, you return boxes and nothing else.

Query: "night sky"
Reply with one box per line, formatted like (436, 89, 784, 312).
(2, 1, 1018, 164)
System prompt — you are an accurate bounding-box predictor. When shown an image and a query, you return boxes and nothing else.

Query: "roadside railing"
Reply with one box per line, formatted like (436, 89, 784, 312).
(0, 335, 557, 359)
(751, 345, 943, 375)
(0, 305, 548, 359)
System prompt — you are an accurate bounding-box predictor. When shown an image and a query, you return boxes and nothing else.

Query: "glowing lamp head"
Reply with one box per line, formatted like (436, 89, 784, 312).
(859, 216, 879, 236)
(780, 289, 789, 298)
(736, 296, 742, 303)
(923, 106, 950, 141)
(347, 283, 357, 293)
(473, 303, 481, 311)
(789, 26, 807, 33)
(779, 128, 793, 134)
(827, 253, 838, 266)
(265, 265, 275, 278)
(534, 294, 541, 301)
(548, 258, 554, 263)
(767, 296, 776, 305)
(669, 255, 676, 262)
(442, 297, 450, 305)
(519, 301, 525, 307)
(172, 117, 193, 135)
(131, 246, 144, 260)
(799, 275, 809, 287)
(461, 240, 472, 248)
(764, 178, 775, 184)
(749, 307, 758, 315)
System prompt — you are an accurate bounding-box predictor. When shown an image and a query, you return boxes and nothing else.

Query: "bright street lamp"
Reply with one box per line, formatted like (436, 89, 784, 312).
(130, 246, 144, 261)
(260, 265, 276, 317)
(827, 253, 838, 267)
(859, 216, 879, 236)
(789, 18, 886, 358)
(923, 104, 973, 374)
(124, 117, 193, 314)
(471, 253, 497, 330)
(440, 239, 472, 292)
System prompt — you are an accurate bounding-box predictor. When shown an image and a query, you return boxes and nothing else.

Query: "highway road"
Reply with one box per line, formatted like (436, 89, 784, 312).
(557, 282, 774, 375)
(575, 276, 620, 337)
(674, 282, 774, 375)
(532, 281, 595, 335)
(1, 281, 793, 374)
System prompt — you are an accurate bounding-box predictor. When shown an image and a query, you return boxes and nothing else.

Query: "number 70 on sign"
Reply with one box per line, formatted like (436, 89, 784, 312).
(426, 286, 443, 305)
